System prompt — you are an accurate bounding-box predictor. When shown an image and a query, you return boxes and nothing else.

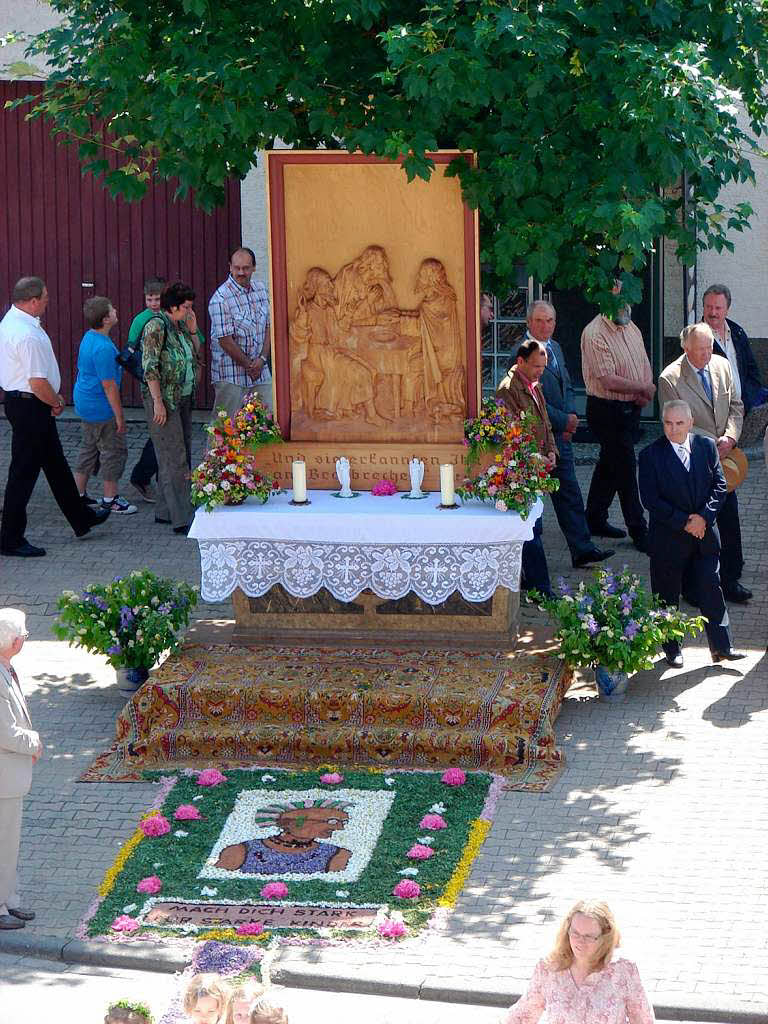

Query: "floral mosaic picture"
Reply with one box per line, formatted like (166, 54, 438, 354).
(83, 766, 501, 943)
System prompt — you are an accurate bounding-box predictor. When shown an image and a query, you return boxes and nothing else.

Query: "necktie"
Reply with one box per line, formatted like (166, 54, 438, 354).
(697, 367, 713, 402)
(546, 342, 559, 375)
(677, 444, 690, 471)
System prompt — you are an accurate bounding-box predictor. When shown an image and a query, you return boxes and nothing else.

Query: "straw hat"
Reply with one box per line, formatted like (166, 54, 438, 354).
(721, 446, 748, 491)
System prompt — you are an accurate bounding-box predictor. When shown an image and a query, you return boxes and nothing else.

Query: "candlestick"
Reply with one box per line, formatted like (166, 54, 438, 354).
(439, 463, 455, 507)
(291, 460, 307, 503)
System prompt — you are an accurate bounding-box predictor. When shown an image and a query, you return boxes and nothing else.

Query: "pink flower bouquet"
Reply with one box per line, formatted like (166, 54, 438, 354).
(236, 922, 264, 936)
(136, 875, 163, 895)
(378, 917, 408, 939)
(320, 771, 344, 785)
(111, 914, 140, 933)
(139, 814, 170, 837)
(441, 767, 467, 786)
(371, 479, 397, 496)
(393, 879, 421, 900)
(419, 813, 447, 829)
(174, 804, 202, 820)
(197, 768, 227, 787)
(406, 843, 434, 860)
(260, 882, 288, 900)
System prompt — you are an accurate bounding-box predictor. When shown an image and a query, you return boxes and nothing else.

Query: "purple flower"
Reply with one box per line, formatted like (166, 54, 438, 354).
(556, 577, 572, 596)
(193, 940, 258, 975)
(107, 643, 122, 655)
(119, 605, 135, 629)
(623, 620, 640, 640)
(584, 614, 600, 636)
(579, 596, 594, 612)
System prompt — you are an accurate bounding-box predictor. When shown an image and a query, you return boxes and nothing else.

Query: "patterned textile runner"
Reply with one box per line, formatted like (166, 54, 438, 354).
(83, 644, 569, 788)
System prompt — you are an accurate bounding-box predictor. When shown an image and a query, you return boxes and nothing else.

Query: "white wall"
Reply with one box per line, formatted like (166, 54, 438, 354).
(240, 153, 269, 284)
(0, 0, 59, 77)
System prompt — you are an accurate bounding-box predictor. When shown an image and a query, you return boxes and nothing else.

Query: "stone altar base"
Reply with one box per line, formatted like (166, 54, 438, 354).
(83, 643, 569, 789)
(231, 585, 519, 649)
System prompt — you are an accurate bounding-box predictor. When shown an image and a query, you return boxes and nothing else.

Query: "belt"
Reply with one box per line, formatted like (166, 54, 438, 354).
(3, 390, 36, 399)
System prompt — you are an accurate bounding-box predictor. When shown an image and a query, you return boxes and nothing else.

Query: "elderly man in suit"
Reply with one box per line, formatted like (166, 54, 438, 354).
(658, 322, 750, 604)
(639, 400, 744, 668)
(0, 608, 41, 930)
(496, 338, 557, 598)
(525, 301, 613, 568)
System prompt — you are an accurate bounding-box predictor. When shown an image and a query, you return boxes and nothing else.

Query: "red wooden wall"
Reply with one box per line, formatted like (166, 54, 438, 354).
(0, 81, 242, 407)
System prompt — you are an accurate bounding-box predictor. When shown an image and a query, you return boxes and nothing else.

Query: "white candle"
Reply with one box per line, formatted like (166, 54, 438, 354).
(439, 463, 455, 506)
(292, 460, 307, 502)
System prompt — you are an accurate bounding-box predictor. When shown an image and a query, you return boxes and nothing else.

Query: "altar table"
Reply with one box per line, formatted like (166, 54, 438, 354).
(190, 490, 541, 647)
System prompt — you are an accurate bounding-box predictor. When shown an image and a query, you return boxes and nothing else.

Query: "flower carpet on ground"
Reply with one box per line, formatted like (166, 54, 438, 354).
(80, 766, 502, 946)
(82, 644, 569, 789)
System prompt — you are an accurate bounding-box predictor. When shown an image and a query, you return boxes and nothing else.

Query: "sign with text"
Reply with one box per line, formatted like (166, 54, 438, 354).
(144, 901, 378, 930)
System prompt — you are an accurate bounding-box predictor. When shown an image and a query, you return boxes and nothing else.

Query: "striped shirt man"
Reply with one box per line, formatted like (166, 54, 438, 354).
(208, 275, 270, 388)
(581, 315, 652, 402)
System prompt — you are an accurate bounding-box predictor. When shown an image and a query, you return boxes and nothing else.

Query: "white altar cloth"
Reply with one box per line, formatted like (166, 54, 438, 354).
(190, 490, 541, 605)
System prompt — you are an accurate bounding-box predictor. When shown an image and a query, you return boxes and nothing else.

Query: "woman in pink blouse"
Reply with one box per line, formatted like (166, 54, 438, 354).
(504, 899, 655, 1024)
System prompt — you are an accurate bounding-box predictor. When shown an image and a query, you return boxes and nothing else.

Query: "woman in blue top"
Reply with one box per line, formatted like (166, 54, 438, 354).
(73, 297, 137, 515)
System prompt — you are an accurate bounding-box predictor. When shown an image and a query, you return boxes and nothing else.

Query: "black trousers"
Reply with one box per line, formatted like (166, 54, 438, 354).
(682, 489, 743, 597)
(1, 392, 91, 548)
(585, 396, 647, 536)
(130, 438, 159, 487)
(549, 436, 593, 559)
(650, 533, 731, 654)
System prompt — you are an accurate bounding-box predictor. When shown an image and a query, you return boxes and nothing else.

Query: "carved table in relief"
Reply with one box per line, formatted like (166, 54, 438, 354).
(189, 491, 541, 649)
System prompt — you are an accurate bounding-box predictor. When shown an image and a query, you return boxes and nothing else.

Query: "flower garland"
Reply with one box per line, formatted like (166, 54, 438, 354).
(83, 767, 501, 947)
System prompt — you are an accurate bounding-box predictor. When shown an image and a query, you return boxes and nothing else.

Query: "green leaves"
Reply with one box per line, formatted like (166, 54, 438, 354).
(22, 0, 768, 308)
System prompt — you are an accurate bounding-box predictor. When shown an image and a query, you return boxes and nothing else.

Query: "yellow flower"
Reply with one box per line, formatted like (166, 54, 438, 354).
(438, 818, 492, 907)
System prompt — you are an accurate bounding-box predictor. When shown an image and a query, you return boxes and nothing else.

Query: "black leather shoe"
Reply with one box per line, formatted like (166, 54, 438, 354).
(572, 547, 614, 568)
(631, 533, 649, 554)
(0, 915, 24, 930)
(588, 522, 627, 539)
(711, 650, 748, 664)
(681, 592, 699, 607)
(8, 907, 35, 921)
(154, 517, 172, 525)
(75, 507, 111, 537)
(1, 540, 46, 557)
(722, 582, 752, 603)
(173, 523, 192, 536)
(664, 647, 684, 668)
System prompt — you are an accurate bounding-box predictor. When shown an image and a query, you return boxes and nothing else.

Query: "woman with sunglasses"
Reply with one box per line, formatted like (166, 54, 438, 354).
(504, 899, 654, 1023)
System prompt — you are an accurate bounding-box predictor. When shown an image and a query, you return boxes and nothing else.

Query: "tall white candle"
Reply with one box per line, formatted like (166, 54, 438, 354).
(292, 460, 307, 502)
(439, 463, 455, 506)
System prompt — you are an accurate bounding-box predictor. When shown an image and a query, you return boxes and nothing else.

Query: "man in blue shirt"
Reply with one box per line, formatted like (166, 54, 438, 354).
(73, 297, 137, 515)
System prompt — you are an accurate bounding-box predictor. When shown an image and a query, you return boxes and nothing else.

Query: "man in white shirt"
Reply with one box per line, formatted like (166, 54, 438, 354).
(0, 277, 110, 557)
(638, 400, 743, 668)
(0, 608, 40, 930)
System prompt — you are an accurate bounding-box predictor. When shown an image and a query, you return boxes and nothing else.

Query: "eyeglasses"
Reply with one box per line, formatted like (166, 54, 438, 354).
(569, 925, 603, 943)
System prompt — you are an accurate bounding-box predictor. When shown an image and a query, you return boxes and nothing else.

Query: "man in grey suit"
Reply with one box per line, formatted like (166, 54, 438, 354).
(0, 608, 40, 930)
(525, 301, 613, 568)
(658, 322, 751, 603)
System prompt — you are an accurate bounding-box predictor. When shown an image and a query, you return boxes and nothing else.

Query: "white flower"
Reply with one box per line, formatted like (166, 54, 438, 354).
(192, 795, 204, 802)
(174, 829, 189, 837)
(417, 836, 434, 845)
(398, 867, 419, 876)
(428, 802, 446, 814)
(151, 596, 159, 606)
(221, 480, 231, 491)
(384, 777, 395, 786)
(495, 499, 508, 512)
(335, 889, 350, 897)
(226, 464, 237, 473)
(261, 774, 276, 782)
(122, 903, 138, 913)
(204, 482, 216, 494)
(152, 862, 164, 869)
(200, 886, 218, 896)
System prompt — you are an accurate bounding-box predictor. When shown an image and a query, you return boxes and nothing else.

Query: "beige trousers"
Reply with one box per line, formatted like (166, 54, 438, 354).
(0, 797, 23, 913)
(212, 380, 273, 422)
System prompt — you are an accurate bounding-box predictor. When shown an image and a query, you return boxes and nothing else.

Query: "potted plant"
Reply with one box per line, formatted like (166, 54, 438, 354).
(529, 568, 705, 699)
(205, 393, 282, 451)
(457, 407, 559, 518)
(53, 570, 198, 692)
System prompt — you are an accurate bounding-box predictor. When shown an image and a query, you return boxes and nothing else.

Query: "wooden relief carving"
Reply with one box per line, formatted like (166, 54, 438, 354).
(289, 246, 465, 443)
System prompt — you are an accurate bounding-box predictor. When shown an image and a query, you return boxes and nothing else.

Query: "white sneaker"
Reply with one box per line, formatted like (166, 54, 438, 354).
(101, 495, 138, 515)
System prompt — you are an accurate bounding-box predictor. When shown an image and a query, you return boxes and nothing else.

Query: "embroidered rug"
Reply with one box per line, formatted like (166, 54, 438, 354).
(82, 644, 568, 789)
(79, 766, 501, 945)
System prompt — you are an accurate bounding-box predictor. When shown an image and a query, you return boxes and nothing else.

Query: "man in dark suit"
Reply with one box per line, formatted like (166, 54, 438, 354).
(702, 283, 768, 446)
(525, 301, 613, 568)
(638, 399, 744, 668)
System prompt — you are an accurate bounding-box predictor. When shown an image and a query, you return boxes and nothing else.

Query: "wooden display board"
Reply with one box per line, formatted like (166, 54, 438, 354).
(266, 150, 480, 485)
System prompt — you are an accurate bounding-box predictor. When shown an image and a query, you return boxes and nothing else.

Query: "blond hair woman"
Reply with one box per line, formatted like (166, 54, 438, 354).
(504, 899, 654, 1023)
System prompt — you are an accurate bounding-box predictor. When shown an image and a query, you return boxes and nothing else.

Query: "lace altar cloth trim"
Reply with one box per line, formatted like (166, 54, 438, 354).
(198, 539, 524, 604)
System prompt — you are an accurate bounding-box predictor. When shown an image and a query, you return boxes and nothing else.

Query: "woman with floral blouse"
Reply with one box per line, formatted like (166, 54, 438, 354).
(504, 899, 655, 1024)
(141, 281, 202, 536)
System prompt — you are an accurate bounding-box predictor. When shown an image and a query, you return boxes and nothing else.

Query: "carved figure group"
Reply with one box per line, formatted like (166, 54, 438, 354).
(289, 247, 465, 431)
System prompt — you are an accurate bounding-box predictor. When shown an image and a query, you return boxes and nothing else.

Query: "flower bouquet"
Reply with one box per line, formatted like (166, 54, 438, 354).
(463, 398, 528, 469)
(457, 409, 559, 518)
(529, 568, 705, 675)
(191, 445, 277, 511)
(206, 395, 282, 451)
(53, 569, 197, 671)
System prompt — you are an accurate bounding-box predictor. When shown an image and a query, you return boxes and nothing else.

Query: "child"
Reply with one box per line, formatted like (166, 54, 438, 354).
(183, 974, 232, 1024)
(225, 980, 266, 1024)
(104, 1001, 153, 1024)
(249, 997, 289, 1024)
(73, 296, 137, 515)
